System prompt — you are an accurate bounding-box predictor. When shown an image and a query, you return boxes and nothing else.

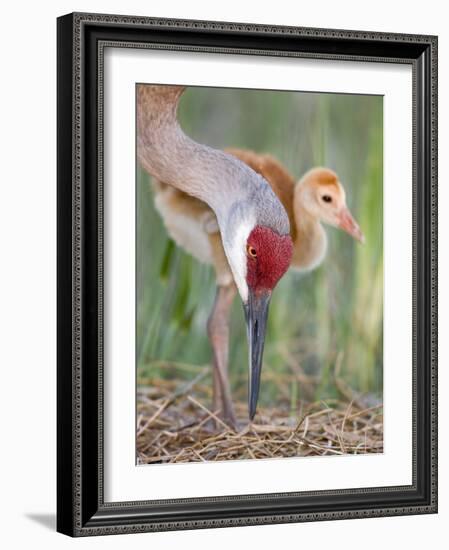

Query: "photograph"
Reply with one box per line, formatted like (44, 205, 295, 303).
(54, 10, 437, 537)
(136, 84, 384, 464)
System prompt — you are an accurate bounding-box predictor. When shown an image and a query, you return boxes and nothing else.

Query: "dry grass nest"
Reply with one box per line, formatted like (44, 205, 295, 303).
(137, 365, 383, 464)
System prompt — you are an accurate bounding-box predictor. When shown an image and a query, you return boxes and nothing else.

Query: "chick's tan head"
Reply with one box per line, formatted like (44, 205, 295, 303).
(298, 167, 364, 243)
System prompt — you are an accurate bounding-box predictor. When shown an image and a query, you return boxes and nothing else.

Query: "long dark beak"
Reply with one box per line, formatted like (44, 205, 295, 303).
(244, 289, 271, 421)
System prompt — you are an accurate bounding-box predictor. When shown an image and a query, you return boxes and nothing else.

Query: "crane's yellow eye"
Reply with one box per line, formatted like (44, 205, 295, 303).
(247, 245, 257, 258)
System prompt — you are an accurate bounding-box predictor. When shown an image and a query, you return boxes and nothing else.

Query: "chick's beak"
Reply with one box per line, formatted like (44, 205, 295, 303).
(244, 289, 271, 421)
(338, 206, 365, 243)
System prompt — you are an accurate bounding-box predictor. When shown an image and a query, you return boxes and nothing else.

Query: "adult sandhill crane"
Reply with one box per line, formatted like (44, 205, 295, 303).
(137, 85, 293, 424)
(151, 149, 364, 425)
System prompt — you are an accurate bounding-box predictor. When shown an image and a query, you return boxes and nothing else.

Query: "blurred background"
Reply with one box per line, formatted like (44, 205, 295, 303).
(137, 87, 383, 410)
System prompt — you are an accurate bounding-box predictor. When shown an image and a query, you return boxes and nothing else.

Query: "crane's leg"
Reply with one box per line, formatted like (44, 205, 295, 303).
(207, 283, 237, 427)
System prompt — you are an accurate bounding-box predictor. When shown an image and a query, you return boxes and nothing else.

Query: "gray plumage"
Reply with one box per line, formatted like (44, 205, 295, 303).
(137, 85, 290, 246)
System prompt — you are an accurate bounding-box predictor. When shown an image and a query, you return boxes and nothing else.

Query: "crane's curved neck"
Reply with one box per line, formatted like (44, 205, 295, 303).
(137, 85, 251, 225)
(291, 193, 327, 271)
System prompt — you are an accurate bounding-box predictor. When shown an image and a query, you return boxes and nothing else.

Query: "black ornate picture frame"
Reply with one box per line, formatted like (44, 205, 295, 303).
(57, 12, 438, 536)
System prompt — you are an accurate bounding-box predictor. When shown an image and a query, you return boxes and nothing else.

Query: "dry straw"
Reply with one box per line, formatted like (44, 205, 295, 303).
(137, 368, 383, 464)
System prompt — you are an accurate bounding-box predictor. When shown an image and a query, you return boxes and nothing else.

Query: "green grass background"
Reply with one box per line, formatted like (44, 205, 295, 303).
(137, 87, 383, 407)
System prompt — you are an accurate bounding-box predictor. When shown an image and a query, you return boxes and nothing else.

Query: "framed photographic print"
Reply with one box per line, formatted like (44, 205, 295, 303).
(57, 12, 438, 536)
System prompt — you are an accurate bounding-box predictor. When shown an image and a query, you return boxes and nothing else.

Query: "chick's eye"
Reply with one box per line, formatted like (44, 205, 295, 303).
(247, 245, 257, 258)
(322, 195, 332, 203)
